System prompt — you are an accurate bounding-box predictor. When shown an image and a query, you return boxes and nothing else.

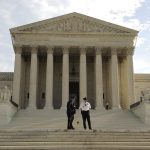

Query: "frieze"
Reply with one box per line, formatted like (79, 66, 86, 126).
(14, 34, 135, 49)
(20, 16, 129, 34)
(14, 33, 134, 43)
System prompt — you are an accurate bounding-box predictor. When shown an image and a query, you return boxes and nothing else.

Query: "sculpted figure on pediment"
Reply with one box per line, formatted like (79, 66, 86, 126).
(57, 22, 64, 31)
(141, 88, 150, 101)
(21, 16, 128, 33)
(72, 21, 78, 32)
(77, 21, 84, 31)
(0, 86, 12, 103)
(65, 20, 72, 31)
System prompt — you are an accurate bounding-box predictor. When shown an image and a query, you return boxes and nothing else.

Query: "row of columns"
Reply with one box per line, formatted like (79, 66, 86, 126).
(13, 46, 134, 110)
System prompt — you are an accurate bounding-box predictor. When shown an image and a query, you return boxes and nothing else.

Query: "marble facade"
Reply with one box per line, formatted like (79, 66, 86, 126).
(9, 12, 139, 110)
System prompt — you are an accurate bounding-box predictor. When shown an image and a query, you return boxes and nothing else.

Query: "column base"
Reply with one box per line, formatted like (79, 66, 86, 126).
(60, 106, 67, 110)
(94, 107, 106, 111)
(44, 106, 54, 110)
(27, 106, 37, 110)
(112, 106, 121, 110)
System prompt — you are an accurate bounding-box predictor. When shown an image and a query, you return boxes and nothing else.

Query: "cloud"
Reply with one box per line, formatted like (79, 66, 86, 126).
(0, 50, 14, 72)
(140, 21, 150, 31)
(145, 45, 150, 52)
(0, 0, 148, 72)
(136, 36, 145, 47)
(134, 57, 150, 73)
(0, 0, 145, 29)
(134, 43, 150, 73)
(66, 0, 145, 23)
(122, 19, 150, 32)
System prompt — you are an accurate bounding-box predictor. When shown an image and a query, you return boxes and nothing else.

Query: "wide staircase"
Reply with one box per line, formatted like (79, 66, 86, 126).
(1, 130, 150, 149)
(1, 109, 150, 149)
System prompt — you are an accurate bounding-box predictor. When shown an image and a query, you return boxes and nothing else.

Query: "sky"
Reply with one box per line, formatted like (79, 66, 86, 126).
(0, 0, 150, 73)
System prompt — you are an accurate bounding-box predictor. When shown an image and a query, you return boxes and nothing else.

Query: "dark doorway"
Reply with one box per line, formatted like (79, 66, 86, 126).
(69, 82, 79, 109)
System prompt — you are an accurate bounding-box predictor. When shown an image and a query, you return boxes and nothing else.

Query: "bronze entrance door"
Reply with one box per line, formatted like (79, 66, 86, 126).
(69, 82, 79, 108)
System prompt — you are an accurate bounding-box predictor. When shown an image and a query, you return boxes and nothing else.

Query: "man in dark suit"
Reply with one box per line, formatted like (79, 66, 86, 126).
(67, 96, 76, 129)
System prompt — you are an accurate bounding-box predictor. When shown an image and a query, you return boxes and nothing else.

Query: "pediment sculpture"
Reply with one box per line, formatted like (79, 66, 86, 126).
(20, 16, 129, 33)
(141, 88, 150, 101)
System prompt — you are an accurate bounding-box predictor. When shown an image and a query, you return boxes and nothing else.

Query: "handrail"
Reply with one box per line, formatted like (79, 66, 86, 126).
(9, 96, 18, 108)
(130, 100, 141, 109)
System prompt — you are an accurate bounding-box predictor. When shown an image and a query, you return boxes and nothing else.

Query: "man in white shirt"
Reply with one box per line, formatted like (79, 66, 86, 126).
(79, 97, 92, 130)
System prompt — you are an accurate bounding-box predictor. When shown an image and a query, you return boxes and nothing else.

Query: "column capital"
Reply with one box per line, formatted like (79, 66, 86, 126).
(31, 46, 38, 54)
(126, 50, 134, 56)
(95, 47, 102, 55)
(47, 47, 54, 54)
(111, 48, 117, 55)
(62, 47, 69, 54)
(80, 47, 86, 54)
(14, 45, 22, 54)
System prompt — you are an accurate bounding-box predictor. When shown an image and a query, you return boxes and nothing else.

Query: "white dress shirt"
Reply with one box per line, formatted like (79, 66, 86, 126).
(80, 101, 91, 111)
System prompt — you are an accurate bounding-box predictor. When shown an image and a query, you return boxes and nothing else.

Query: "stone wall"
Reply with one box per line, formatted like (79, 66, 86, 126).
(134, 74, 150, 102)
(0, 72, 13, 102)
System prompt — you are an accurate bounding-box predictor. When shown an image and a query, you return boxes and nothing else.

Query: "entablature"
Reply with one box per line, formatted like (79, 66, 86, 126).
(14, 44, 134, 57)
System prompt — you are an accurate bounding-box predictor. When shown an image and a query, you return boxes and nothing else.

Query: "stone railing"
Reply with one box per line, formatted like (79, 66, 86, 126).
(0, 96, 18, 125)
(130, 100, 141, 109)
(131, 101, 150, 125)
(10, 96, 18, 108)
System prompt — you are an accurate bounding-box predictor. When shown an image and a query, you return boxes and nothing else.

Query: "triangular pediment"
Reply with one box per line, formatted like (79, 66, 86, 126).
(10, 12, 138, 34)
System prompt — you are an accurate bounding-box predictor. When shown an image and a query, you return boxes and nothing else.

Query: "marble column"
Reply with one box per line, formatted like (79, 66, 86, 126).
(45, 47, 53, 109)
(28, 47, 38, 109)
(61, 47, 69, 109)
(126, 51, 135, 108)
(12, 46, 22, 106)
(119, 57, 127, 109)
(95, 47, 103, 109)
(111, 48, 120, 109)
(80, 47, 87, 102)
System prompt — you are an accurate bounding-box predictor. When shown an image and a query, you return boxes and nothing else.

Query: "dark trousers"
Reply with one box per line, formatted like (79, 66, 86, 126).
(67, 113, 74, 129)
(81, 110, 92, 129)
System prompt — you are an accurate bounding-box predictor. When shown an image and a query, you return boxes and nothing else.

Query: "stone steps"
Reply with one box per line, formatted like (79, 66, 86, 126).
(1, 141, 150, 146)
(1, 145, 150, 150)
(0, 131, 150, 149)
(1, 138, 150, 142)
(1, 110, 150, 149)
(1, 109, 150, 132)
(0, 144, 150, 150)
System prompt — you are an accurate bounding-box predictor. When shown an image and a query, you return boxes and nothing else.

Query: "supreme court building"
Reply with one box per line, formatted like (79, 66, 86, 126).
(10, 12, 138, 110)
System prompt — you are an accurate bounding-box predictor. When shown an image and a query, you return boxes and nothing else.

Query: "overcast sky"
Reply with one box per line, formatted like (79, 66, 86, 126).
(0, 0, 150, 73)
